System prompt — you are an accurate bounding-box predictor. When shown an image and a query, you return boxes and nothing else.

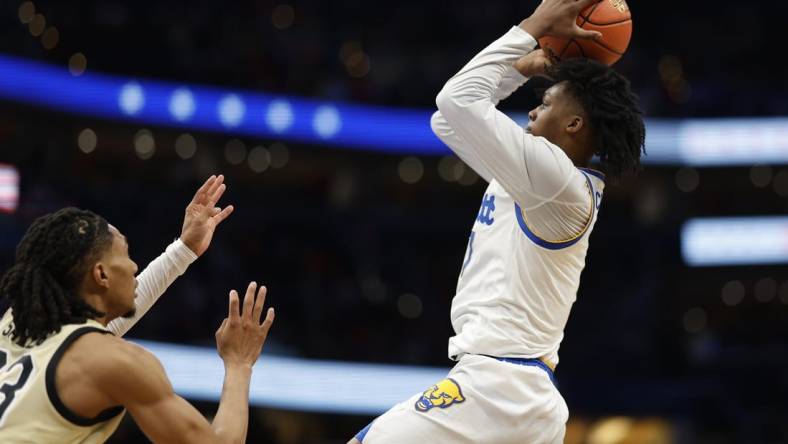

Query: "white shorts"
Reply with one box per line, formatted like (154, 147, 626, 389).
(355, 354, 568, 444)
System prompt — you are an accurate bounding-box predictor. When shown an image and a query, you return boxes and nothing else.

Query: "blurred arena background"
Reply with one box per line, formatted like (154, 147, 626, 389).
(1, 0, 787, 443)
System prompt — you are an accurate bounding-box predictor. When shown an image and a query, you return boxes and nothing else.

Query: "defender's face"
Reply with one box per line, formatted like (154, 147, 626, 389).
(103, 225, 138, 318)
(525, 82, 578, 144)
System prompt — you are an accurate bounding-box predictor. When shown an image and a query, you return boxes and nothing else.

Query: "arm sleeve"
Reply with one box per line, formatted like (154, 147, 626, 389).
(434, 26, 592, 239)
(430, 65, 530, 184)
(108, 239, 198, 337)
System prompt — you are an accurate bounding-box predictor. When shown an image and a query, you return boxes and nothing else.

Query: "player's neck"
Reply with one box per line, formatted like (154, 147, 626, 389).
(561, 141, 593, 168)
(80, 293, 113, 326)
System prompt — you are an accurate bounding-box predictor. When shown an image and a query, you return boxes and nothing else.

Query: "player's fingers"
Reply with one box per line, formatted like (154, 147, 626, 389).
(576, 0, 600, 12)
(192, 175, 216, 205)
(208, 180, 226, 207)
(253, 285, 267, 324)
(213, 205, 234, 225)
(574, 26, 602, 41)
(260, 307, 275, 334)
(228, 290, 240, 321)
(206, 175, 224, 201)
(242, 281, 257, 319)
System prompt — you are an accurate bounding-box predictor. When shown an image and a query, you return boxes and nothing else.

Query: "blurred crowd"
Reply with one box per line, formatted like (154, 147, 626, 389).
(2, 0, 788, 117)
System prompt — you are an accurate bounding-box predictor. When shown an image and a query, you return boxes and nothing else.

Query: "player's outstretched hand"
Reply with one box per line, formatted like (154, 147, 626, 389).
(215, 282, 275, 367)
(514, 49, 557, 78)
(519, 0, 602, 41)
(180, 174, 234, 256)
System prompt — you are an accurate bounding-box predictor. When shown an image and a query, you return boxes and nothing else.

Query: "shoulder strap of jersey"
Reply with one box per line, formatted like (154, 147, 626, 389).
(45, 327, 125, 426)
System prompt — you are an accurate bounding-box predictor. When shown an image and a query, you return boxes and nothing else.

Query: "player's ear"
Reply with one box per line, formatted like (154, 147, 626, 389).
(91, 262, 110, 289)
(566, 115, 584, 134)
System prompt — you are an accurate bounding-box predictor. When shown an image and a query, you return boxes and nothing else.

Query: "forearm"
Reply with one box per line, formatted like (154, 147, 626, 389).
(437, 27, 536, 114)
(108, 239, 198, 336)
(494, 65, 529, 105)
(211, 364, 252, 444)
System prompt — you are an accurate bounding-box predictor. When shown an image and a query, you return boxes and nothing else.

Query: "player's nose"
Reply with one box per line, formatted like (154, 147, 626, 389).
(528, 108, 538, 121)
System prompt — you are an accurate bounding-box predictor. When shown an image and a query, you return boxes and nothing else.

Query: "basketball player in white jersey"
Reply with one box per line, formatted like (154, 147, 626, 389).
(0, 175, 275, 443)
(351, 0, 645, 442)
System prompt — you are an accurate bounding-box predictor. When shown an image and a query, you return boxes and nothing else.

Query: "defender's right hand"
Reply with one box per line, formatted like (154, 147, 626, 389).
(215, 282, 275, 367)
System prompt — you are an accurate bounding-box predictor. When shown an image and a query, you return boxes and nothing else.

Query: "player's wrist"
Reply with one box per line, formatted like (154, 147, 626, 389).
(222, 360, 255, 374)
(518, 17, 547, 40)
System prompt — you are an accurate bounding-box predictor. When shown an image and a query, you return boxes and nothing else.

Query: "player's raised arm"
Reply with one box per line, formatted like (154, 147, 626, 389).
(108, 175, 234, 336)
(434, 0, 600, 210)
(97, 283, 274, 444)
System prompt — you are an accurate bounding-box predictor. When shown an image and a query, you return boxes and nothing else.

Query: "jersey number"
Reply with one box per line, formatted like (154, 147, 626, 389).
(0, 349, 34, 420)
(461, 231, 476, 277)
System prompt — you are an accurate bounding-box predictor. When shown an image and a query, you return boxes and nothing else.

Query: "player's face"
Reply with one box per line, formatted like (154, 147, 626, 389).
(103, 225, 139, 319)
(525, 82, 578, 143)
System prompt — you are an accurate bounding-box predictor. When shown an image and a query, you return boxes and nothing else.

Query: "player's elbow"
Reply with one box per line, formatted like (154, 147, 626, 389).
(430, 111, 449, 138)
(436, 82, 478, 124)
(435, 85, 456, 116)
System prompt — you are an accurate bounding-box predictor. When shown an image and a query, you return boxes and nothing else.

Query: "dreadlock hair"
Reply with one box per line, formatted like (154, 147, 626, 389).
(1, 207, 113, 346)
(546, 58, 646, 181)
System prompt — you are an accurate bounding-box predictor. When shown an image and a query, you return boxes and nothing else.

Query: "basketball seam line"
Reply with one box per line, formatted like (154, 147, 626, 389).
(583, 17, 632, 26)
(562, 2, 598, 58)
(582, 1, 630, 55)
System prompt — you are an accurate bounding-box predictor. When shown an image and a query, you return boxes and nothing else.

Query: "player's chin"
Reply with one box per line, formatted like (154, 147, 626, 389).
(121, 307, 137, 319)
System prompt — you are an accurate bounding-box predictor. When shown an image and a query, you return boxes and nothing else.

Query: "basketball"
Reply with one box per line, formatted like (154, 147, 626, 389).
(538, 0, 632, 66)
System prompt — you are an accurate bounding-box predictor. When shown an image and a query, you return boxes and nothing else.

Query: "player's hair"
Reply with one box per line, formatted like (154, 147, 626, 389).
(547, 58, 646, 180)
(0, 208, 112, 346)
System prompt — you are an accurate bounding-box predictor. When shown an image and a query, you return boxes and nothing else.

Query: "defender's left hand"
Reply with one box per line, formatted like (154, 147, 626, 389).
(180, 175, 234, 256)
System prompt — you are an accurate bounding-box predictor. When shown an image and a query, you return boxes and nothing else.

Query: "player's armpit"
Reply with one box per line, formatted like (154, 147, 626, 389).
(97, 342, 221, 444)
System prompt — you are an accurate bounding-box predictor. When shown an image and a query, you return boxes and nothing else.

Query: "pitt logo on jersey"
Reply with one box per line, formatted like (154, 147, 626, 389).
(476, 194, 496, 225)
(415, 378, 466, 412)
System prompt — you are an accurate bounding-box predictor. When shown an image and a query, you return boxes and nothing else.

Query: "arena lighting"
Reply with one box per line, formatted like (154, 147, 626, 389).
(682, 216, 788, 266)
(1, 53, 788, 164)
(135, 340, 449, 415)
(0, 163, 20, 213)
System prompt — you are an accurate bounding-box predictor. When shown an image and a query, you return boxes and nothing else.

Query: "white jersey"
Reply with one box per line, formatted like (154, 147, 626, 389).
(431, 26, 605, 366)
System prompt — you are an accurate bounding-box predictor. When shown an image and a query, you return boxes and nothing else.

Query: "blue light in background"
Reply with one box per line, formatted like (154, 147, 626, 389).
(119, 82, 144, 116)
(313, 105, 341, 139)
(266, 100, 294, 133)
(169, 87, 195, 122)
(218, 94, 245, 128)
(2, 53, 788, 164)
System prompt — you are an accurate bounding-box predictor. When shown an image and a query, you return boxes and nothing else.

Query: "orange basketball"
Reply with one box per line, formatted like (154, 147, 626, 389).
(538, 0, 632, 66)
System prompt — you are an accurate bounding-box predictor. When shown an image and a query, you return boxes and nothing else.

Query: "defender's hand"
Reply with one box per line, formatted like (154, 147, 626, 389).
(519, 0, 602, 41)
(215, 282, 275, 368)
(514, 49, 556, 78)
(180, 175, 234, 256)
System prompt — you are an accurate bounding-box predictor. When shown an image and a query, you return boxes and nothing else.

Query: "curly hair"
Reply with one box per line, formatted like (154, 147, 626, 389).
(546, 58, 646, 180)
(1, 207, 113, 346)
